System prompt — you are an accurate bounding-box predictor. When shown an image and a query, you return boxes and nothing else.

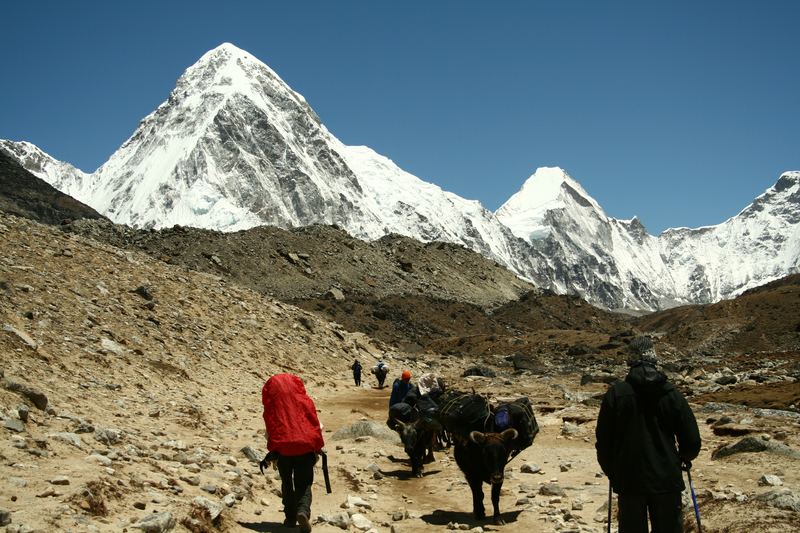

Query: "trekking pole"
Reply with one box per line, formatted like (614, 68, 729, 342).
(685, 465, 703, 533)
(606, 480, 612, 533)
(320, 451, 332, 494)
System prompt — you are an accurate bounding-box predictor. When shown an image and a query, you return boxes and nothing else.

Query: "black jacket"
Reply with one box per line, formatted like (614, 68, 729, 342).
(595, 362, 701, 495)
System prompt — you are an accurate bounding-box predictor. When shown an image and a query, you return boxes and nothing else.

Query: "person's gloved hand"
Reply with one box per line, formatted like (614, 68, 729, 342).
(681, 460, 692, 471)
(259, 451, 279, 474)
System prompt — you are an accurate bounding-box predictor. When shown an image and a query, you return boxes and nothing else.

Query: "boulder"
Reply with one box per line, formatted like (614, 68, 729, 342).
(520, 463, 541, 474)
(240, 445, 263, 464)
(758, 475, 783, 487)
(2, 324, 38, 350)
(4, 418, 25, 433)
(539, 483, 566, 496)
(462, 366, 496, 378)
(94, 427, 123, 445)
(192, 496, 224, 521)
(3, 379, 48, 410)
(712, 436, 800, 460)
(326, 287, 346, 302)
(351, 513, 373, 531)
(331, 421, 400, 444)
(755, 489, 800, 512)
(134, 511, 176, 532)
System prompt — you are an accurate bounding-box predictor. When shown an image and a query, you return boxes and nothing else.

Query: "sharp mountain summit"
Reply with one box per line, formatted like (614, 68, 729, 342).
(2, 43, 798, 311)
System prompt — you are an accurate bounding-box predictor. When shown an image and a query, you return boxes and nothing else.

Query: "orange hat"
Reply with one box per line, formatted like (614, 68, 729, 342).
(401, 370, 412, 381)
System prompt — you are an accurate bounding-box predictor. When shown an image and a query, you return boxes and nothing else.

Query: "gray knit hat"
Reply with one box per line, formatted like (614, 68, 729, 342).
(628, 336, 657, 365)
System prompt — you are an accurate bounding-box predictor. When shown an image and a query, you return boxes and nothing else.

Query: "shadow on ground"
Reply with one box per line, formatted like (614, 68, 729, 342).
(379, 468, 442, 480)
(419, 509, 523, 528)
(238, 521, 295, 532)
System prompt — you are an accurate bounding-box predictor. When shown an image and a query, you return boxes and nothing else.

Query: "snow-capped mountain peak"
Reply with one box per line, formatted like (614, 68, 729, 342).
(3, 44, 798, 312)
(496, 166, 605, 241)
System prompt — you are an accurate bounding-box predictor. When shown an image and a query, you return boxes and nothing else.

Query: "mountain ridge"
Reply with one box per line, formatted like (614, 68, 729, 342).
(2, 42, 798, 311)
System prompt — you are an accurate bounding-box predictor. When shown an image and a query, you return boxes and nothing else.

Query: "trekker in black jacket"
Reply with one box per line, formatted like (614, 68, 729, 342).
(595, 336, 701, 533)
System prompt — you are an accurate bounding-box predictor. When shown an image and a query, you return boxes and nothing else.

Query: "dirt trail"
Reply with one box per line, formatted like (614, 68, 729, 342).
(231, 376, 800, 533)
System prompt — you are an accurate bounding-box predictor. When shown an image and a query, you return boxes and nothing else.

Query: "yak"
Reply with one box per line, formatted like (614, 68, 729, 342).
(394, 418, 437, 477)
(454, 428, 518, 524)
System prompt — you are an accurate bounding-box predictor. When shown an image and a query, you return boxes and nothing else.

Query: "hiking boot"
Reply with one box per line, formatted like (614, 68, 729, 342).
(282, 517, 296, 527)
(297, 512, 312, 533)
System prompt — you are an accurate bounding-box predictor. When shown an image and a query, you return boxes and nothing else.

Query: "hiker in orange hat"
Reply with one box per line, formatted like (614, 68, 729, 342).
(389, 369, 413, 406)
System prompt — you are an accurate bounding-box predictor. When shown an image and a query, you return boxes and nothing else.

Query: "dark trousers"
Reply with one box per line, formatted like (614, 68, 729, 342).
(353, 371, 361, 386)
(618, 491, 682, 533)
(277, 453, 316, 521)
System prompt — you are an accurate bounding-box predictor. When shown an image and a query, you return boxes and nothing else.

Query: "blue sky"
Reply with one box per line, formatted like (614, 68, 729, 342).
(1, 1, 798, 234)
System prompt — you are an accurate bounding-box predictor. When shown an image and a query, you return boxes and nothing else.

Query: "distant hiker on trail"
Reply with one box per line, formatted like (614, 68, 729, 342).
(595, 336, 701, 533)
(389, 370, 413, 406)
(372, 360, 389, 388)
(261, 373, 327, 533)
(351, 359, 362, 387)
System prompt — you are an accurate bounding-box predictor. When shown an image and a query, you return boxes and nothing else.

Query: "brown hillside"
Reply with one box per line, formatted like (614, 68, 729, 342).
(1, 212, 799, 532)
(636, 274, 800, 355)
(0, 151, 105, 225)
(62, 219, 533, 308)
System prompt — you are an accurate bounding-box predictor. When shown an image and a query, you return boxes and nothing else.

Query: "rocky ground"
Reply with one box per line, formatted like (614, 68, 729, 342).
(60, 219, 533, 308)
(2, 212, 800, 532)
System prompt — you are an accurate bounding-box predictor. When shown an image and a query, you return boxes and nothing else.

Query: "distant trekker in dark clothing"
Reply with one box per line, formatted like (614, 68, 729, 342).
(372, 361, 389, 388)
(595, 336, 701, 533)
(351, 359, 362, 386)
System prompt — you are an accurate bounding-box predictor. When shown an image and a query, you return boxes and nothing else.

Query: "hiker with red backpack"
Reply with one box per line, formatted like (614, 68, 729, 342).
(261, 374, 328, 533)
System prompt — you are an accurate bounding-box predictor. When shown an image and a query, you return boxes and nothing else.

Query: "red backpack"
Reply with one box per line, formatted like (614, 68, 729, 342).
(262, 374, 325, 456)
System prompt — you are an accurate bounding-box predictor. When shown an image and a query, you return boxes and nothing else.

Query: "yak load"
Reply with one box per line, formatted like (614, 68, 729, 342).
(387, 380, 539, 525)
(435, 390, 539, 524)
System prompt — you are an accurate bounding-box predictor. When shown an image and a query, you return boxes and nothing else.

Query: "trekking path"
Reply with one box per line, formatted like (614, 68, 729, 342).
(232, 377, 800, 533)
(1, 214, 798, 532)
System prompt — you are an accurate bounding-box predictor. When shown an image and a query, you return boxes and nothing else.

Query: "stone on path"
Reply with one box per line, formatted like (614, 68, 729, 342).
(758, 475, 783, 487)
(192, 496, 224, 520)
(755, 489, 800, 512)
(351, 513, 373, 531)
(49, 432, 84, 450)
(331, 421, 401, 443)
(539, 483, 566, 496)
(712, 436, 800, 459)
(520, 463, 541, 474)
(133, 511, 176, 532)
(4, 418, 25, 433)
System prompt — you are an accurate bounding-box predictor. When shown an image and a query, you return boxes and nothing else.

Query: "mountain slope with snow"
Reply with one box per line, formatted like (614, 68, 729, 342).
(2, 43, 798, 311)
(497, 167, 800, 308)
(660, 171, 800, 302)
(497, 167, 682, 309)
(0, 140, 91, 200)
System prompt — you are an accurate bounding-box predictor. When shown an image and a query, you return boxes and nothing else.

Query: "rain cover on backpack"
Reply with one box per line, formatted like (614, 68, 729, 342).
(494, 397, 539, 458)
(262, 374, 324, 456)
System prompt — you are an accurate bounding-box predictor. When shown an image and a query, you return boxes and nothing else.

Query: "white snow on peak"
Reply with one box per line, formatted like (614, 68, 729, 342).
(338, 143, 521, 268)
(0, 139, 91, 200)
(3, 42, 798, 312)
(495, 166, 604, 241)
